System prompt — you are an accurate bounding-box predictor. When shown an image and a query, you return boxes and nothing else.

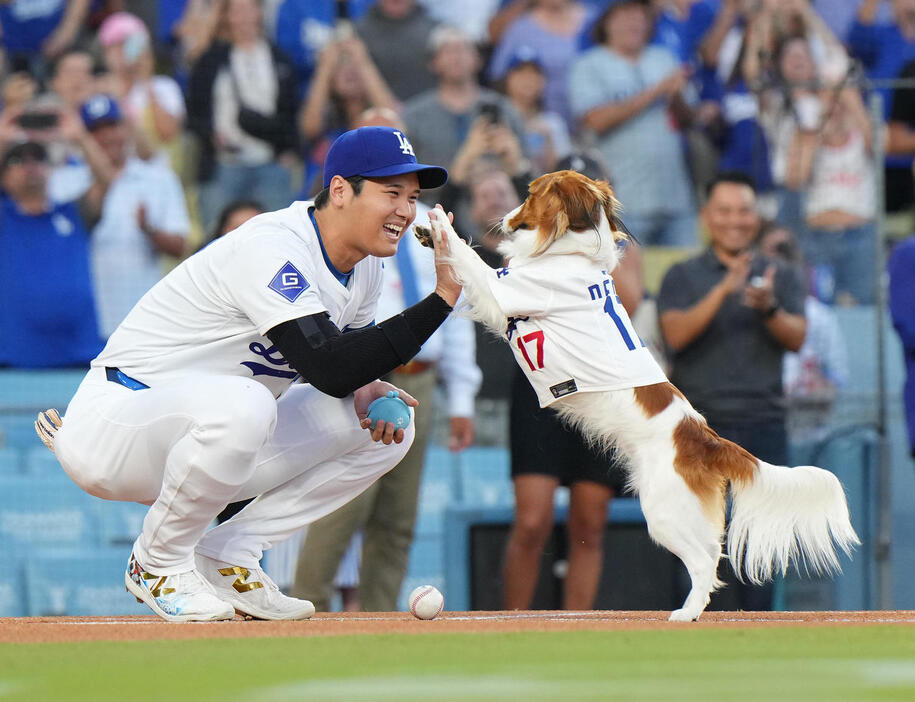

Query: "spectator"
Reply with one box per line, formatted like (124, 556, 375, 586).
(1, 71, 38, 113)
(756, 34, 823, 231)
(293, 112, 481, 613)
(300, 30, 400, 195)
(748, 4, 851, 228)
(742, 0, 850, 89)
(757, 224, 849, 441)
(650, 1, 723, 204)
(488, 0, 591, 128)
(888, 234, 915, 459)
(274, 0, 375, 93)
(466, 163, 521, 421)
(213, 198, 265, 241)
(402, 26, 528, 219)
(0, 106, 113, 368)
(0, 0, 90, 73)
(569, 0, 698, 246)
(497, 45, 572, 174)
(657, 171, 806, 610)
(790, 85, 876, 305)
(652, 0, 719, 64)
(814, 0, 890, 42)
(96, 12, 187, 169)
(698, 2, 779, 218)
(848, 0, 915, 216)
(48, 48, 97, 111)
(886, 55, 915, 233)
(356, 0, 439, 102)
(36, 53, 105, 202)
(80, 94, 191, 338)
(187, 0, 298, 233)
(488, 0, 604, 44)
(419, 0, 502, 43)
(503, 151, 639, 611)
(174, 0, 229, 66)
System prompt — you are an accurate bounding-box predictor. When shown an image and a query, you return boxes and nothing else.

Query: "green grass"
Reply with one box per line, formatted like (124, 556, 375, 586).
(1, 627, 914, 702)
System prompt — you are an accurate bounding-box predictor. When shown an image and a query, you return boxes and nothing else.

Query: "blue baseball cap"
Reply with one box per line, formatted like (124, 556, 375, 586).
(80, 94, 122, 131)
(323, 126, 448, 189)
(504, 45, 544, 76)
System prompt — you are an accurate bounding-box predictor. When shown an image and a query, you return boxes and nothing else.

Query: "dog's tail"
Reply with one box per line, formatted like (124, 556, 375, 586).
(727, 460, 860, 584)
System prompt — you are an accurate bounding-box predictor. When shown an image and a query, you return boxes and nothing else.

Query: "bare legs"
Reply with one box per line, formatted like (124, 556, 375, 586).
(503, 475, 613, 610)
(564, 481, 614, 610)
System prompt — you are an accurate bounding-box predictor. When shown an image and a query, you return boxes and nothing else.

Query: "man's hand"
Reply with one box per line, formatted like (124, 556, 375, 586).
(743, 264, 777, 312)
(354, 380, 418, 445)
(657, 66, 690, 100)
(448, 416, 474, 452)
(0, 106, 25, 145)
(56, 108, 88, 143)
(718, 251, 751, 295)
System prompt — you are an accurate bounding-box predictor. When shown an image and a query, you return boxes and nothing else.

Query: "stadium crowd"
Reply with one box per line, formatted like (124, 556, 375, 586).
(0, 0, 913, 611)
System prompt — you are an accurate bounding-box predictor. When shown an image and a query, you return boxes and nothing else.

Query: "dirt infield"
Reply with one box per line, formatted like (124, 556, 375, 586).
(2, 610, 913, 643)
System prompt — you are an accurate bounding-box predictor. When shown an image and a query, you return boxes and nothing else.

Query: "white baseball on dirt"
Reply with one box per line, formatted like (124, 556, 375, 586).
(408, 585, 444, 620)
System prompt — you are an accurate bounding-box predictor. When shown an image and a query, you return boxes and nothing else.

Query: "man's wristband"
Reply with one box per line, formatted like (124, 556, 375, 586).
(763, 301, 780, 319)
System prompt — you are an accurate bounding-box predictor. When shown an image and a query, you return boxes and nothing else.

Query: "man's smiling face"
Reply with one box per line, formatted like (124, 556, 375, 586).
(343, 173, 420, 261)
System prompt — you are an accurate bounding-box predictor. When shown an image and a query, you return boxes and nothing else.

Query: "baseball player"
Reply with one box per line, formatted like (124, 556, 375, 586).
(34, 126, 460, 622)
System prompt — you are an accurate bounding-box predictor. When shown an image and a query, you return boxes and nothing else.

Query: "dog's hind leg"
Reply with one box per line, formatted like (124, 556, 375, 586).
(640, 486, 722, 622)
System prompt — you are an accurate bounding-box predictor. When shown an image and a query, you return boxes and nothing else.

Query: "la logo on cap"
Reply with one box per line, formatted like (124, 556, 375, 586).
(87, 95, 111, 117)
(395, 131, 415, 157)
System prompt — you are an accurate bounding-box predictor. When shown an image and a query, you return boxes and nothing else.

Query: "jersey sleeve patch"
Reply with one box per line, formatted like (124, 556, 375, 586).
(268, 261, 310, 302)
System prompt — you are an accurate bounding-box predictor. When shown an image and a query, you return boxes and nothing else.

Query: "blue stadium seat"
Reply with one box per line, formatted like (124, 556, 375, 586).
(455, 447, 513, 507)
(0, 447, 22, 475)
(0, 370, 84, 410)
(421, 445, 456, 484)
(0, 548, 26, 616)
(0, 412, 41, 452)
(0, 369, 83, 450)
(25, 547, 148, 616)
(415, 445, 456, 537)
(398, 534, 446, 611)
(0, 475, 100, 548)
(23, 446, 65, 475)
(97, 500, 147, 547)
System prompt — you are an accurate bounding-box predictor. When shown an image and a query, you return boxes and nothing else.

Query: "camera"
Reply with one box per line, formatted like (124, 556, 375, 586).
(16, 111, 59, 131)
(478, 100, 503, 124)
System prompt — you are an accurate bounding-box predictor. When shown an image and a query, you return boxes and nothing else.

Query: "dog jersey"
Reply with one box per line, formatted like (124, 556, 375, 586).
(489, 253, 667, 407)
(93, 201, 383, 398)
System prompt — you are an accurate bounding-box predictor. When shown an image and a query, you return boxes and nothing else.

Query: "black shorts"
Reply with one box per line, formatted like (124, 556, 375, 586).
(509, 367, 627, 493)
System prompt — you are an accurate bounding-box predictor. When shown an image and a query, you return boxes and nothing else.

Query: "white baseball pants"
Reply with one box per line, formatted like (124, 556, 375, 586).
(54, 367, 413, 575)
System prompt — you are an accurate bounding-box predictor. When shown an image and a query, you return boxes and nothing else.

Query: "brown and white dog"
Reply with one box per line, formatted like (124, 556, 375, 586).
(423, 170, 858, 621)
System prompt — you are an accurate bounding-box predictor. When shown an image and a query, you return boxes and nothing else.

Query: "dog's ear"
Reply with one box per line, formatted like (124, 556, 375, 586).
(594, 179, 633, 244)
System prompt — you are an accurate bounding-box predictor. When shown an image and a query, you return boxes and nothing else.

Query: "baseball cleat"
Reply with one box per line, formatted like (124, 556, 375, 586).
(125, 552, 236, 623)
(195, 553, 316, 620)
(35, 409, 62, 452)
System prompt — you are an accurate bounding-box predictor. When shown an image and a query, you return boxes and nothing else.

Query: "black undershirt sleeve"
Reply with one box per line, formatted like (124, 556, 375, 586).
(266, 293, 453, 398)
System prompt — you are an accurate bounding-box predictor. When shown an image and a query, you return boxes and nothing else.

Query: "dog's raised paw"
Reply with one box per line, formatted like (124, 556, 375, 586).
(413, 224, 434, 249)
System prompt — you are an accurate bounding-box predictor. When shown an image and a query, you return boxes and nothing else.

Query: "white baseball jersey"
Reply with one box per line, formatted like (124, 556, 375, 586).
(489, 253, 667, 407)
(93, 201, 383, 398)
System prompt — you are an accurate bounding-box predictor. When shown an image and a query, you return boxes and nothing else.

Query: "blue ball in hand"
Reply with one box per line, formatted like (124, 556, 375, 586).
(367, 390, 412, 431)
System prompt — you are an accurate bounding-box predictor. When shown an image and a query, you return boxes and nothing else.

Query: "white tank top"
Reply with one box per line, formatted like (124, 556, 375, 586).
(805, 130, 875, 221)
